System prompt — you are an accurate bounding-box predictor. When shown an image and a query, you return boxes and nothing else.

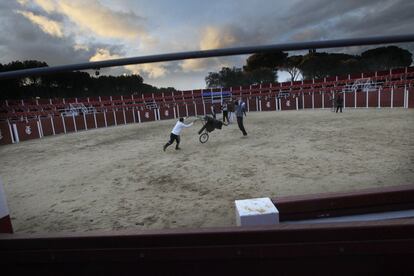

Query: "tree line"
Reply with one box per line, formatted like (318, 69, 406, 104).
(0, 60, 175, 100)
(0, 45, 412, 100)
(205, 46, 413, 88)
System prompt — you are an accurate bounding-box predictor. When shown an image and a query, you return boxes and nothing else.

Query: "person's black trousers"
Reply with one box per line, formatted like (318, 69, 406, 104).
(222, 111, 229, 123)
(165, 133, 180, 149)
(237, 116, 247, 135)
(336, 105, 343, 113)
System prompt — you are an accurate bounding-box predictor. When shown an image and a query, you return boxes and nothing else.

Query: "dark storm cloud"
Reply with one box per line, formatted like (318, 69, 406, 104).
(0, 1, 115, 67)
(239, 0, 414, 56)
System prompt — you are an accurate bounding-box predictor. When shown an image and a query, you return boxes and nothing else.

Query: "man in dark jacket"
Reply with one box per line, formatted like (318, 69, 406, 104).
(235, 98, 247, 136)
(336, 94, 343, 113)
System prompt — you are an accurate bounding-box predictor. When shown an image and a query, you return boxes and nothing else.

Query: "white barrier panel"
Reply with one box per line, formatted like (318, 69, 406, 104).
(0, 177, 13, 233)
(235, 197, 279, 226)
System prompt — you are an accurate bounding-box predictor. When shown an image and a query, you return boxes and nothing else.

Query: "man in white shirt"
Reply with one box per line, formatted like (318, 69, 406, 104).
(163, 117, 194, 151)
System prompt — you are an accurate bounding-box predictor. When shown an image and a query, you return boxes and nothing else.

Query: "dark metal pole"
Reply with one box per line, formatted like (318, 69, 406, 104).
(1, 34, 414, 79)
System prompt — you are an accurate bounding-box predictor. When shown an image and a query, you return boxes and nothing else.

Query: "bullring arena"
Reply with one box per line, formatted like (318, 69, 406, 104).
(1, 69, 414, 233)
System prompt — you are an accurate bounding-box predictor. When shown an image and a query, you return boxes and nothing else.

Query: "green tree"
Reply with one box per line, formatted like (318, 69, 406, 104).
(280, 55, 303, 81)
(244, 51, 287, 72)
(299, 53, 357, 79)
(205, 67, 246, 88)
(360, 46, 412, 71)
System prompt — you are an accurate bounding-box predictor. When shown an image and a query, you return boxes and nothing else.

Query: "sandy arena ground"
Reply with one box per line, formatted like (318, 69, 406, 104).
(1, 108, 413, 234)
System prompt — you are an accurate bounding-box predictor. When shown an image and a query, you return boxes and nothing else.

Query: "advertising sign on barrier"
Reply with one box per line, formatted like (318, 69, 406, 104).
(280, 96, 296, 110)
(14, 120, 40, 141)
(261, 98, 276, 111)
(139, 109, 156, 122)
(159, 106, 175, 120)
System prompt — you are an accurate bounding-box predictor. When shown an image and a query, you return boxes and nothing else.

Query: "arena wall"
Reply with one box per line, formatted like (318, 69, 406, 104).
(1, 70, 413, 145)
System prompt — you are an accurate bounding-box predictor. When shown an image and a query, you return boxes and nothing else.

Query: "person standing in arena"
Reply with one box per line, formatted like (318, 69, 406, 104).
(163, 117, 193, 151)
(235, 98, 247, 136)
(227, 100, 235, 123)
(221, 101, 229, 124)
(336, 94, 343, 113)
(210, 104, 217, 119)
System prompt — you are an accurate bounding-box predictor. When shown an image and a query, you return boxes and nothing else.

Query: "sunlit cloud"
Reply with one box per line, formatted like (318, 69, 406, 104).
(181, 25, 240, 72)
(90, 48, 167, 78)
(15, 10, 64, 37)
(32, 0, 151, 42)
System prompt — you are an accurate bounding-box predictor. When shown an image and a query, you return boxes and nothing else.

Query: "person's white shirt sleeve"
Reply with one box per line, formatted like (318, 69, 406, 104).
(171, 121, 193, 135)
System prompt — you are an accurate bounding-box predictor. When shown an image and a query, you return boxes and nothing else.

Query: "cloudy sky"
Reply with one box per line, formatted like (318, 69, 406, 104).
(1, 0, 413, 89)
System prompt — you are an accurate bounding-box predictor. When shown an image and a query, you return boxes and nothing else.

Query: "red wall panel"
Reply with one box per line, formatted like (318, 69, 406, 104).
(40, 117, 54, 136)
(0, 122, 13, 145)
(63, 116, 76, 132)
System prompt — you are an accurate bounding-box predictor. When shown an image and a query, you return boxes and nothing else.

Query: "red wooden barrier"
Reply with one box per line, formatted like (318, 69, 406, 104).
(368, 91, 378, 107)
(408, 88, 414, 108)
(303, 92, 312, 108)
(75, 115, 86, 131)
(52, 116, 65, 134)
(193, 102, 203, 116)
(95, 113, 106, 128)
(0, 122, 13, 145)
(105, 111, 116, 126)
(176, 103, 187, 118)
(63, 116, 76, 132)
(85, 114, 96, 129)
(186, 103, 196, 116)
(380, 89, 392, 107)
(323, 92, 333, 109)
(357, 91, 367, 108)
(393, 88, 404, 107)
(40, 117, 54, 136)
(115, 110, 125, 125)
(125, 110, 134, 124)
(247, 97, 258, 112)
(313, 92, 323, 109)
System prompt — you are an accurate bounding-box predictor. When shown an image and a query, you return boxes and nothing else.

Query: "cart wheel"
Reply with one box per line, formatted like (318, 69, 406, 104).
(199, 133, 209, 143)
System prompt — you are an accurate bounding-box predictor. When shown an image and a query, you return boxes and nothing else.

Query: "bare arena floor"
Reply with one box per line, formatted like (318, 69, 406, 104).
(1, 108, 413, 234)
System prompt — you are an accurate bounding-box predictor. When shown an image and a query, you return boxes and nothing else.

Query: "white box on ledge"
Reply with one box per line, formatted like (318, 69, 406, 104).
(235, 197, 279, 226)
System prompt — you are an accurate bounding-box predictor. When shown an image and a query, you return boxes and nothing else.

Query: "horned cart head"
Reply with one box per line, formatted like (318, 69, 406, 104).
(197, 115, 226, 143)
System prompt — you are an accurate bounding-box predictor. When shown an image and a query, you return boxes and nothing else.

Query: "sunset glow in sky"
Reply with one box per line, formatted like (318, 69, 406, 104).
(1, 0, 413, 89)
